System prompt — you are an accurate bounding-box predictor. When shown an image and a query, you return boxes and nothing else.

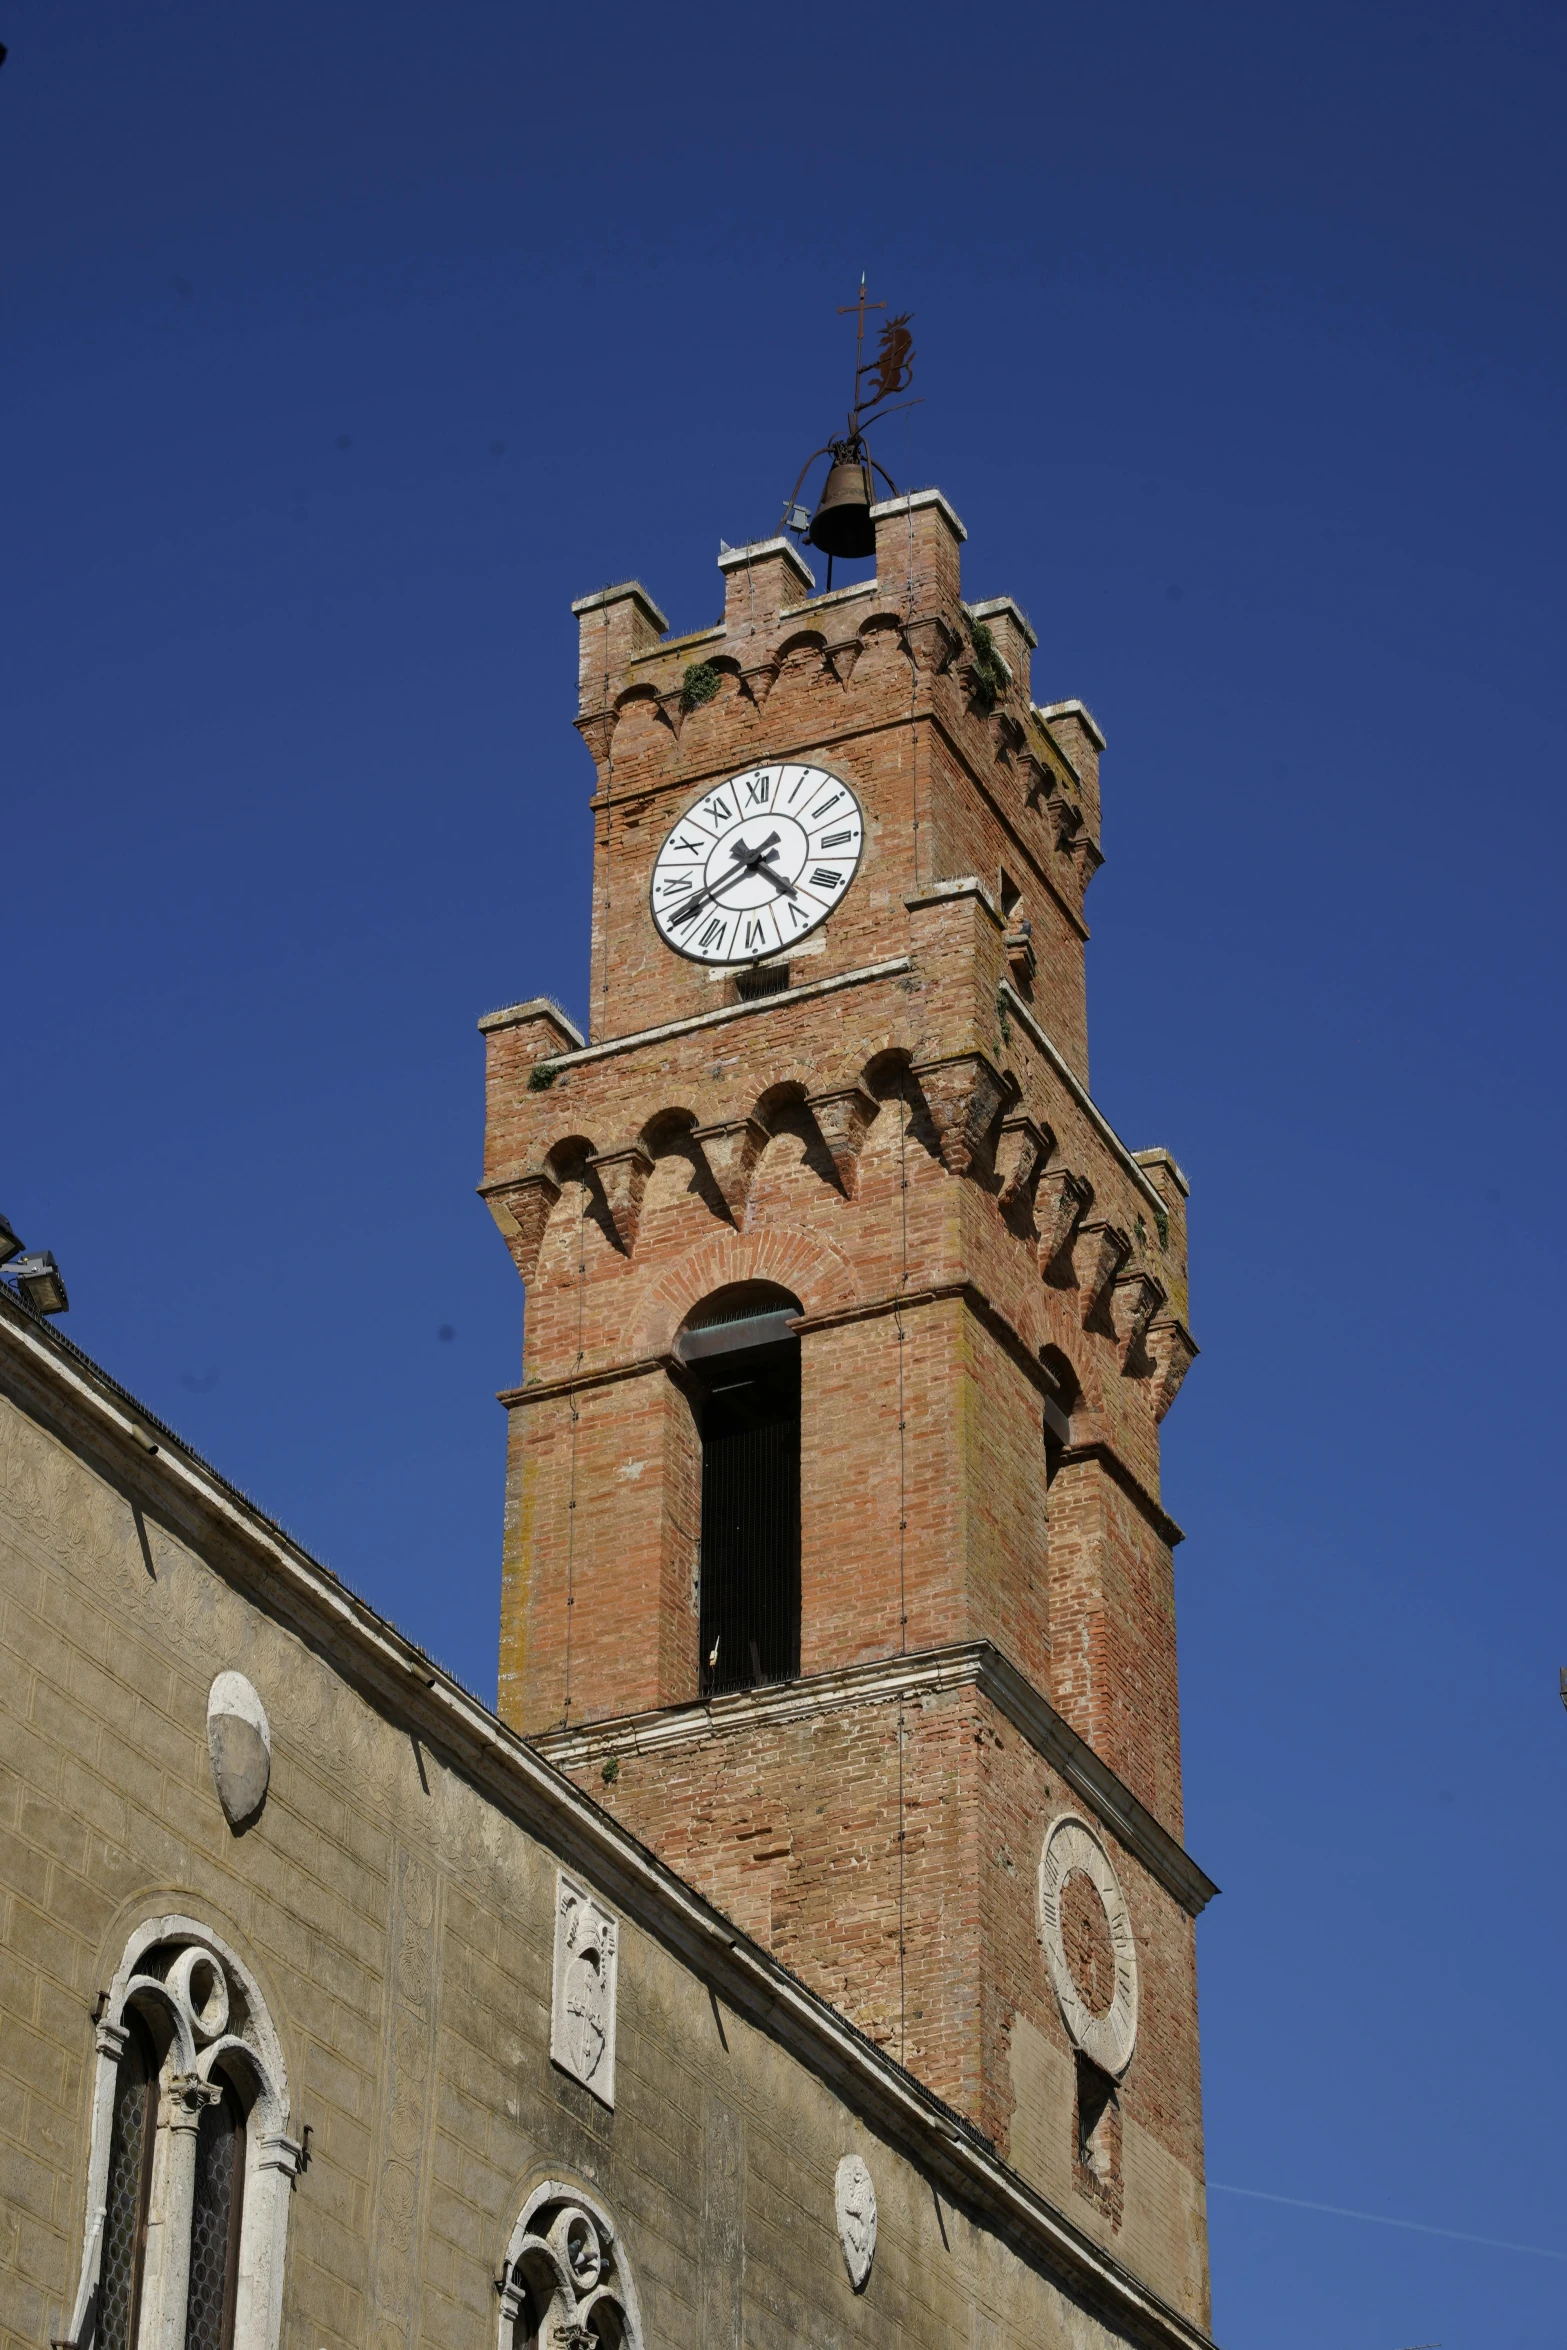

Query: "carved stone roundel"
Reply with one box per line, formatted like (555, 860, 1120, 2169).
(1036, 1814, 1139, 2079)
(206, 1671, 271, 1828)
(834, 2154, 877, 2292)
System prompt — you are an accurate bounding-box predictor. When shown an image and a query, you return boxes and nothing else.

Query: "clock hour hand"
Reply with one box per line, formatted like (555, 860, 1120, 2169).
(729, 830, 800, 898)
(670, 834, 781, 926)
(746, 856, 798, 899)
(667, 858, 764, 928)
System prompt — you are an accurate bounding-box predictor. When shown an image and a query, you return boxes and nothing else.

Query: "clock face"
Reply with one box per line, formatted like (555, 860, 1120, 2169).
(649, 764, 864, 965)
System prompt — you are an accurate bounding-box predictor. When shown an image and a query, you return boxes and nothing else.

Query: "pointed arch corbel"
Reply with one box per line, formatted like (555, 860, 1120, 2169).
(1038, 1168, 1093, 1278)
(995, 1114, 1054, 1214)
(805, 1085, 878, 1196)
(587, 1143, 655, 1254)
(909, 1051, 1009, 1177)
(691, 1116, 771, 1223)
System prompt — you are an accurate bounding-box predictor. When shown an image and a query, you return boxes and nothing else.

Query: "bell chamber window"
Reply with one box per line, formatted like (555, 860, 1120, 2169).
(676, 1285, 802, 1697)
(63, 1920, 298, 2350)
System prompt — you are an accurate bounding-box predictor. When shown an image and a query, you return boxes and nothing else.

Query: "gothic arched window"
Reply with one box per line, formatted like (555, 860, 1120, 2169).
(62, 1921, 297, 2350)
(677, 1283, 802, 1696)
(497, 2183, 642, 2350)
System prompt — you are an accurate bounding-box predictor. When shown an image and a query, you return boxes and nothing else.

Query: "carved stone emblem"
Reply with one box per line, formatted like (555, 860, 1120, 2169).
(551, 1874, 618, 2106)
(834, 2154, 877, 2291)
(206, 1671, 271, 1827)
(1037, 1814, 1139, 2079)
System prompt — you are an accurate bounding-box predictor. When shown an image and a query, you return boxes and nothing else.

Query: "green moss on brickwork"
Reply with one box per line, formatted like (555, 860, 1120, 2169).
(679, 661, 722, 713)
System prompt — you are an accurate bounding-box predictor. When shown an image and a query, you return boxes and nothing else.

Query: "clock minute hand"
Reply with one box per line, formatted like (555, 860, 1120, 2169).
(668, 859, 765, 927)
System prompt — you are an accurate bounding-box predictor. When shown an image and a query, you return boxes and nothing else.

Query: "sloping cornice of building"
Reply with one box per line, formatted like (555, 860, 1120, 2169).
(533, 1641, 1217, 1918)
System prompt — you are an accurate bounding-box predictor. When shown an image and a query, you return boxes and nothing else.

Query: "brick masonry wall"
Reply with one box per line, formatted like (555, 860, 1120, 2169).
(567, 1681, 1209, 2331)
(0, 1389, 1191, 2350)
(481, 486, 1208, 2327)
(569, 505, 1098, 1077)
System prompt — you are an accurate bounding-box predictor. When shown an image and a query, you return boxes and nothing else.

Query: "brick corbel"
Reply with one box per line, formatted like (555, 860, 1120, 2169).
(806, 1086, 878, 1197)
(1038, 1167, 1093, 1275)
(1074, 1219, 1132, 1326)
(993, 711, 1026, 765)
(1145, 1318, 1199, 1422)
(995, 1113, 1052, 1213)
(479, 1172, 561, 1284)
(1110, 1269, 1168, 1368)
(741, 660, 778, 707)
(587, 1144, 655, 1254)
(826, 637, 862, 688)
(911, 1052, 1008, 1177)
(691, 1117, 770, 1224)
(902, 614, 960, 675)
(573, 711, 614, 767)
(1050, 792, 1083, 851)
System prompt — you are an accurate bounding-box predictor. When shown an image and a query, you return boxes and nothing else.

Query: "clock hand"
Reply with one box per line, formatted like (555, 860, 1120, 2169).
(668, 859, 771, 927)
(670, 831, 789, 925)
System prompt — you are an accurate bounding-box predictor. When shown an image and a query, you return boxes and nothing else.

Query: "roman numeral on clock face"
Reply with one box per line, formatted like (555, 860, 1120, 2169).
(649, 765, 864, 964)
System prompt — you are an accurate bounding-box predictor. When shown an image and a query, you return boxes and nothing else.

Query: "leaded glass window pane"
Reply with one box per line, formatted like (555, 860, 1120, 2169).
(184, 2080, 245, 2350)
(97, 2017, 155, 2350)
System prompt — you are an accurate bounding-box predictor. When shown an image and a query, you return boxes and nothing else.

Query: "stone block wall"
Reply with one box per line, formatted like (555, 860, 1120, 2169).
(0, 1344, 1211, 2350)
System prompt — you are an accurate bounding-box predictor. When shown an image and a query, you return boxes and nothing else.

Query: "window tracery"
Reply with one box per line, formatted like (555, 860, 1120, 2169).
(63, 1920, 297, 2350)
(497, 2184, 642, 2350)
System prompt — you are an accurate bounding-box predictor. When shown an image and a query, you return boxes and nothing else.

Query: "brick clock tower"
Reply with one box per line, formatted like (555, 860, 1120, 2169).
(480, 491, 1214, 2325)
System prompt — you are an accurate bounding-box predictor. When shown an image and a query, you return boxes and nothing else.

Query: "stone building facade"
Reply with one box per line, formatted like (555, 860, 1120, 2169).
(1, 487, 1219, 2350)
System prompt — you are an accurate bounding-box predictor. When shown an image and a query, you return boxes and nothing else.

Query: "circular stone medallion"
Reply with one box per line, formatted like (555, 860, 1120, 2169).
(1036, 1814, 1139, 2078)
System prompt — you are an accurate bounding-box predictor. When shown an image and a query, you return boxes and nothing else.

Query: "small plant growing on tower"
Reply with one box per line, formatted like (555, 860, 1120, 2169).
(527, 1062, 559, 1092)
(680, 661, 723, 713)
(967, 620, 1009, 715)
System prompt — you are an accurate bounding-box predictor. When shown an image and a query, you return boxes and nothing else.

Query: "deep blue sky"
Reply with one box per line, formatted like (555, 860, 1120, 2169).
(5, 5, 1565, 2343)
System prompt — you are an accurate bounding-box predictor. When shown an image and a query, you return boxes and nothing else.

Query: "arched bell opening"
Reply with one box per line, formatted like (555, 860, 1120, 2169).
(676, 1285, 803, 1697)
(1041, 1347, 1081, 1487)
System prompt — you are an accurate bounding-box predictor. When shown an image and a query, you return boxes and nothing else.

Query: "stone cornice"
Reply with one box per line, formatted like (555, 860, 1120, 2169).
(570, 579, 669, 629)
(1036, 696, 1107, 752)
(533, 1640, 1216, 1919)
(0, 1291, 1217, 2350)
(534, 956, 912, 1072)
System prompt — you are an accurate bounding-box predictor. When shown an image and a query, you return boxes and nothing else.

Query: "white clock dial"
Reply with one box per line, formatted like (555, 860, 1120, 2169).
(649, 764, 865, 965)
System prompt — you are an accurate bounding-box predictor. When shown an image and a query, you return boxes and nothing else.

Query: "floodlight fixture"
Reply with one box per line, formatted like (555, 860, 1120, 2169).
(0, 1213, 21, 1268)
(11, 1252, 69, 1316)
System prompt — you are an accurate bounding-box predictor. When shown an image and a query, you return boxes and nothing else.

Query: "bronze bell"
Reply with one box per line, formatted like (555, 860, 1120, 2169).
(808, 456, 876, 560)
